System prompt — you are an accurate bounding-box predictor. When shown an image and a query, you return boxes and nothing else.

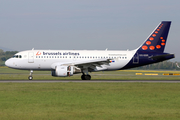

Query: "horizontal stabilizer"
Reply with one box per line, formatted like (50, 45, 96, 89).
(149, 54, 175, 61)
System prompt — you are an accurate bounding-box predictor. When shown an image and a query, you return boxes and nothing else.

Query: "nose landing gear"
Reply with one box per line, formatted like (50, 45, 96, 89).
(28, 70, 33, 80)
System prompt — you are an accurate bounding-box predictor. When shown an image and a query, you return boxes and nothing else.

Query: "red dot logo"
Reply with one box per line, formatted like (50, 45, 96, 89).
(156, 45, 161, 49)
(146, 41, 151, 45)
(142, 45, 148, 50)
(162, 40, 165, 42)
(152, 34, 156, 37)
(161, 43, 165, 46)
(160, 37, 163, 39)
(149, 37, 154, 41)
(150, 46, 155, 50)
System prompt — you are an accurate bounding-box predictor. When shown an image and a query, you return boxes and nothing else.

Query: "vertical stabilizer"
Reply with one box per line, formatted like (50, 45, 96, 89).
(137, 21, 171, 53)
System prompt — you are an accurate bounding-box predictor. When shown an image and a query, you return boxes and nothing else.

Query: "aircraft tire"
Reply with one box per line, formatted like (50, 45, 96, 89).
(81, 75, 85, 80)
(81, 75, 91, 80)
(28, 76, 33, 80)
(86, 75, 91, 80)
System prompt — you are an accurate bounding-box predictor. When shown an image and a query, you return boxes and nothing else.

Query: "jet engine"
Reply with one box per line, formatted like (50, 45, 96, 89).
(51, 66, 73, 77)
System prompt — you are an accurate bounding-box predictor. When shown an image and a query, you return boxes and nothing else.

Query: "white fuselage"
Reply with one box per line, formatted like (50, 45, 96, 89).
(5, 49, 137, 71)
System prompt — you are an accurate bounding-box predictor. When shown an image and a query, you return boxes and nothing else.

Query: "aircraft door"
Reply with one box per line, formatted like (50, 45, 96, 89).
(28, 52, 34, 63)
(133, 53, 139, 64)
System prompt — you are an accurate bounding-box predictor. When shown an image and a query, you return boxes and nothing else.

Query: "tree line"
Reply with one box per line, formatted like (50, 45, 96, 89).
(0, 49, 18, 65)
(133, 61, 179, 70)
(0, 49, 179, 70)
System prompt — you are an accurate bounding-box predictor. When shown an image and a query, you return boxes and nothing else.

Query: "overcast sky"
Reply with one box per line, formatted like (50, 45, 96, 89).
(0, 0, 180, 61)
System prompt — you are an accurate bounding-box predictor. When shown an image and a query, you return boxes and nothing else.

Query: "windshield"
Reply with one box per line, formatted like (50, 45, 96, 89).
(13, 55, 22, 58)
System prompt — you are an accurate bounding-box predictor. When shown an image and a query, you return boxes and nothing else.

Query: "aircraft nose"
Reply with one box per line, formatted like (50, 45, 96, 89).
(5, 59, 13, 67)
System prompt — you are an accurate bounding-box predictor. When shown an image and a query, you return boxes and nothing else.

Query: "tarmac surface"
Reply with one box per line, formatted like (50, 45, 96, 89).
(0, 80, 180, 83)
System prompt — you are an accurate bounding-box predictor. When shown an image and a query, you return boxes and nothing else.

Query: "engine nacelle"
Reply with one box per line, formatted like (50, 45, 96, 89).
(51, 66, 73, 77)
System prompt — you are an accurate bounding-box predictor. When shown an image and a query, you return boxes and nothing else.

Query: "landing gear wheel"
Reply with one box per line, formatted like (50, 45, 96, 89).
(81, 75, 91, 80)
(81, 75, 85, 80)
(28, 76, 33, 80)
(29, 70, 33, 80)
(85, 75, 91, 80)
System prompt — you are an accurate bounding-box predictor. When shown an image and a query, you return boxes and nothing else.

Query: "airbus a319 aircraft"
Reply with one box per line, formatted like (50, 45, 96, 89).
(5, 21, 175, 80)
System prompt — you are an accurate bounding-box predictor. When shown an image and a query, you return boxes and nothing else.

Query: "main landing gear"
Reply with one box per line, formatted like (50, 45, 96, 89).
(81, 69, 91, 80)
(81, 74, 91, 80)
(28, 70, 33, 80)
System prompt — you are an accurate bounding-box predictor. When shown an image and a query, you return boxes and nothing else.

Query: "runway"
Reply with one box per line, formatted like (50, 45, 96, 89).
(0, 80, 180, 83)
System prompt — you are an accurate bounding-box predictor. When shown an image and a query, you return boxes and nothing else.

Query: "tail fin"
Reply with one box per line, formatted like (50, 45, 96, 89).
(137, 21, 171, 53)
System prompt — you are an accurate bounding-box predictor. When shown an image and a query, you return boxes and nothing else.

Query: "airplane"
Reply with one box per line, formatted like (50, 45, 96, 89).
(5, 21, 175, 80)
(176, 63, 180, 68)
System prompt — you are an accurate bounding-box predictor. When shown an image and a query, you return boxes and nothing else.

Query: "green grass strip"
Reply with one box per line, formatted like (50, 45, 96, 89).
(0, 82, 180, 120)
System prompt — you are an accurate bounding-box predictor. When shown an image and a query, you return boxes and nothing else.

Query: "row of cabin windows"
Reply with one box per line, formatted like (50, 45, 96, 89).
(36, 56, 127, 59)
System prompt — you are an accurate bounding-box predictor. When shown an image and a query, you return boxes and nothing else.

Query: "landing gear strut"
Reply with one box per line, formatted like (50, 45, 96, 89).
(28, 70, 33, 80)
(81, 74, 91, 80)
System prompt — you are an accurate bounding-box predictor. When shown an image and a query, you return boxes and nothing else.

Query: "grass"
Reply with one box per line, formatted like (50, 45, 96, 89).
(0, 82, 180, 120)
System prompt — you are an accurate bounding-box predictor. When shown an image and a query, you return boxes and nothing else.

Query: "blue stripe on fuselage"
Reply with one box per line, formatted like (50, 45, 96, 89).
(120, 51, 174, 70)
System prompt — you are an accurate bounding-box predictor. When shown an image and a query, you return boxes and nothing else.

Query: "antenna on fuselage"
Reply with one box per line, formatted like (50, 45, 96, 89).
(32, 48, 34, 50)
(105, 48, 108, 51)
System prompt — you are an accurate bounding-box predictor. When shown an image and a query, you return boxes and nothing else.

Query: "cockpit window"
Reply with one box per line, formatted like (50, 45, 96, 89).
(13, 55, 22, 58)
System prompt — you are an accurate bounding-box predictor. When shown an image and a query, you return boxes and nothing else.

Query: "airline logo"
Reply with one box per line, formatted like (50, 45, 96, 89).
(36, 51, 41, 56)
(140, 21, 171, 52)
(36, 51, 80, 56)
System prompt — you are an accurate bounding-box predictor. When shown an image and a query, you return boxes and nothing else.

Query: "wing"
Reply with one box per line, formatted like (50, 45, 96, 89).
(74, 59, 111, 71)
(51, 59, 111, 71)
(149, 54, 174, 61)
